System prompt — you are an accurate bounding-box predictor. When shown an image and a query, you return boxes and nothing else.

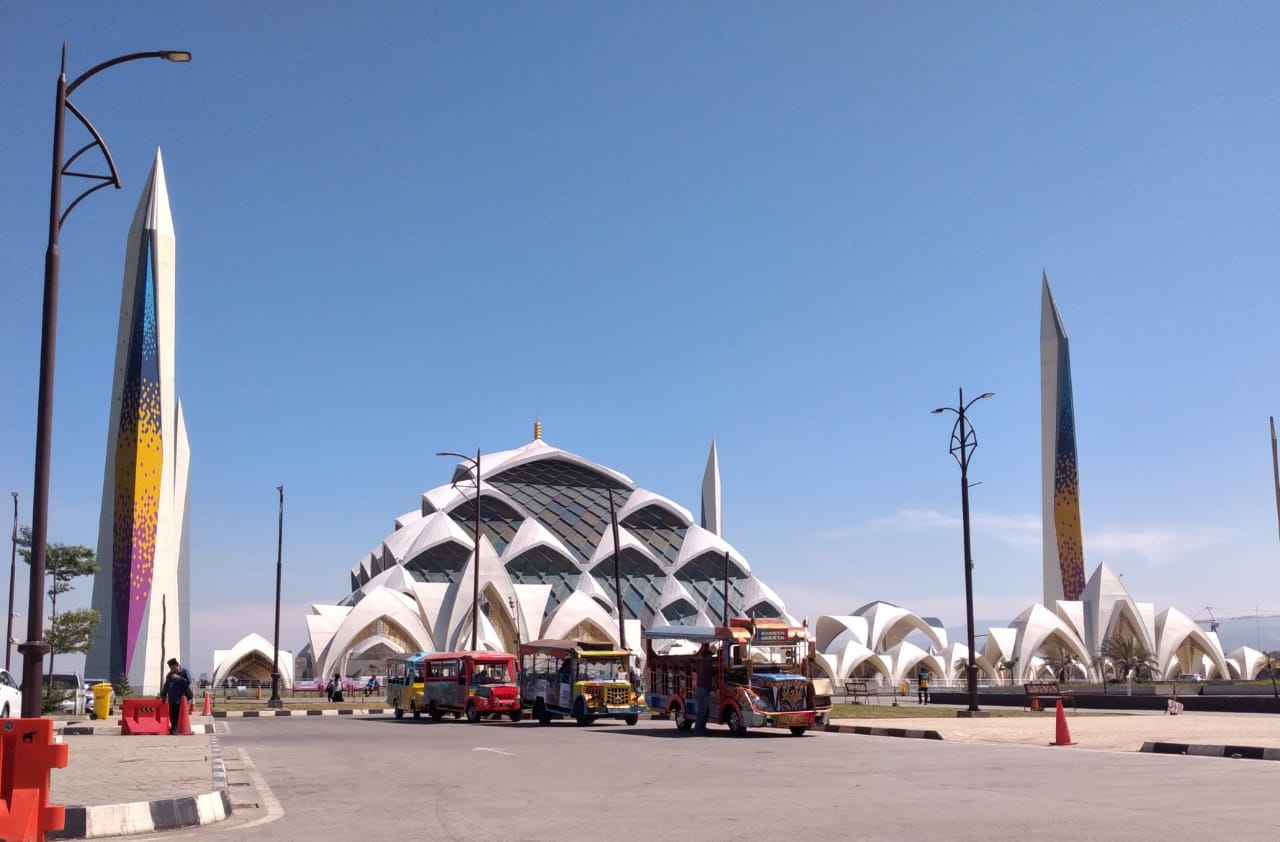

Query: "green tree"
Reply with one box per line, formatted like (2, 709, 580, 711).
(16, 525, 99, 683)
(1042, 645, 1081, 682)
(998, 657, 1020, 684)
(46, 608, 101, 658)
(1100, 635, 1158, 683)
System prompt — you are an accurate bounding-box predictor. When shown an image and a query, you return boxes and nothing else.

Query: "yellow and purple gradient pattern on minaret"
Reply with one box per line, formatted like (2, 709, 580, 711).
(1053, 350, 1086, 600)
(112, 232, 162, 672)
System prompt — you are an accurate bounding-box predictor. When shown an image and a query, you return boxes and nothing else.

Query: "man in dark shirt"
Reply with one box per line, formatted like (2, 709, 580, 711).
(159, 658, 194, 734)
(693, 649, 714, 735)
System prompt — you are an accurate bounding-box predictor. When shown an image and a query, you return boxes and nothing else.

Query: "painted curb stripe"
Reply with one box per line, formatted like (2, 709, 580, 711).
(822, 723, 944, 740)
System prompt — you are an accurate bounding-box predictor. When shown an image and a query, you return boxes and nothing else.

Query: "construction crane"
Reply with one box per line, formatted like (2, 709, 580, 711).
(1196, 607, 1280, 633)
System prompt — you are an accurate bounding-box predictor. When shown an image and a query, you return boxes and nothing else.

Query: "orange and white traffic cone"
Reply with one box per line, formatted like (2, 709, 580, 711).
(176, 697, 194, 736)
(1050, 700, 1075, 746)
(202, 692, 212, 716)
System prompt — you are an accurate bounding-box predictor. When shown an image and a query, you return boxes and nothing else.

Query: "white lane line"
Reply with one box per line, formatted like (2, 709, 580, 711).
(472, 746, 514, 756)
(226, 746, 285, 830)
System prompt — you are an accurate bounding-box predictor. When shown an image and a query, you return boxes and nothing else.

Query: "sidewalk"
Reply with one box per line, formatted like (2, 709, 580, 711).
(827, 708, 1280, 754)
(47, 716, 230, 839)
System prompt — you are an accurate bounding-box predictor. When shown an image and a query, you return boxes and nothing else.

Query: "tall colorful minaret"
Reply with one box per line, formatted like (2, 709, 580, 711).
(1040, 273, 1085, 604)
(85, 149, 191, 693)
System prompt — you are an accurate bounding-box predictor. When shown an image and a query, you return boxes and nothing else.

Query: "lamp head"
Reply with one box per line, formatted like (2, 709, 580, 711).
(160, 51, 192, 62)
(978, 392, 995, 400)
(930, 408, 946, 414)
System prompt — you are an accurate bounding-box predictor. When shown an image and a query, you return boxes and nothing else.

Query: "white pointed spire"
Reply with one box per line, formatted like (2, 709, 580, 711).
(700, 438, 722, 536)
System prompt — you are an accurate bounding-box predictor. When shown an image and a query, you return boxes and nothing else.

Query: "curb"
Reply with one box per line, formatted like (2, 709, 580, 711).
(823, 723, 944, 741)
(50, 733, 232, 839)
(211, 707, 390, 718)
(1141, 741, 1280, 761)
(57, 723, 216, 736)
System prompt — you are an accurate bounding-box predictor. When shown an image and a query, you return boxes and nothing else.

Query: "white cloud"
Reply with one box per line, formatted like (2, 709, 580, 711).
(1089, 525, 1239, 567)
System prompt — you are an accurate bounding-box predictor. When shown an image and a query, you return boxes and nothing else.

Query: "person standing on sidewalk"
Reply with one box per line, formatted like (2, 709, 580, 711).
(160, 658, 194, 734)
(693, 648, 715, 735)
(917, 666, 930, 705)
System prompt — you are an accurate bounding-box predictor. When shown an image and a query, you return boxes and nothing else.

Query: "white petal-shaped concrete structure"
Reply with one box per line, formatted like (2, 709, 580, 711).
(1154, 607, 1230, 680)
(212, 633, 294, 688)
(300, 436, 792, 681)
(812, 562, 1229, 690)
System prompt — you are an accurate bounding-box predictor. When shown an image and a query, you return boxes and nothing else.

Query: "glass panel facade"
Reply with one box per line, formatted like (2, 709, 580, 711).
(488, 459, 633, 563)
(676, 551, 749, 622)
(589, 548, 665, 626)
(404, 542, 473, 583)
(621, 505, 687, 566)
(504, 546, 579, 613)
(662, 599, 699, 625)
(447, 496, 525, 555)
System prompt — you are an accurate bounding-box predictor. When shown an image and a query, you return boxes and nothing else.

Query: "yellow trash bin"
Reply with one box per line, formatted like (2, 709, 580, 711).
(91, 682, 113, 720)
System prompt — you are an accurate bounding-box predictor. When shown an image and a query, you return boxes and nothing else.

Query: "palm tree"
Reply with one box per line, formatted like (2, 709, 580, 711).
(1042, 645, 1081, 683)
(997, 657, 1020, 685)
(1100, 635, 1157, 685)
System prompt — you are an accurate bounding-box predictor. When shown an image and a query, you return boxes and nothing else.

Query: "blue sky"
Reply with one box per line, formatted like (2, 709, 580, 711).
(3, 5, 1279, 677)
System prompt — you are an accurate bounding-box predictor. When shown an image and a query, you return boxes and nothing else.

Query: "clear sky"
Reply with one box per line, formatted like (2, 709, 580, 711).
(3, 4, 1279, 679)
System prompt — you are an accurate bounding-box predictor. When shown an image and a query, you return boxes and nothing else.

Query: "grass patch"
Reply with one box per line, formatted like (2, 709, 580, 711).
(828, 703, 1089, 719)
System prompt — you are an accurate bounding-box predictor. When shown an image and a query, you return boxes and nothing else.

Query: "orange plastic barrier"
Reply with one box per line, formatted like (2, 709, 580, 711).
(0, 717, 69, 841)
(119, 698, 169, 735)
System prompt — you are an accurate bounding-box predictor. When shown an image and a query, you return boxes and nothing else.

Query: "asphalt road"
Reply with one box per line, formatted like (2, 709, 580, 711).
(142, 714, 1280, 841)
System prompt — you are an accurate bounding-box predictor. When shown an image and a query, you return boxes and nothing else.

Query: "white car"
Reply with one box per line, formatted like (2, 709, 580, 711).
(48, 672, 85, 715)
(0, 669, 21, 718)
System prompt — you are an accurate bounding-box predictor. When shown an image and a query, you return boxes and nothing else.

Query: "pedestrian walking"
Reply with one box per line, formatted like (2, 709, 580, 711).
(159, 658, 194, 734)
(693, 648, 714, 735)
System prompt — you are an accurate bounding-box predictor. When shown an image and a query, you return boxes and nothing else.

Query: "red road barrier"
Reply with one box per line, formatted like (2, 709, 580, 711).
(0, 717, 69, 841)
(119, 698, 169, 735)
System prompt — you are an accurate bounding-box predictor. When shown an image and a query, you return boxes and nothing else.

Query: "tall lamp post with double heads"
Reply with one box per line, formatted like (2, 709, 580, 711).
(932, 388, 994, 718)
(7, 492, 17, 672)
(20, 45, 190, 718)
(268, 485, 284, 708)
(437, 450, 482, 650)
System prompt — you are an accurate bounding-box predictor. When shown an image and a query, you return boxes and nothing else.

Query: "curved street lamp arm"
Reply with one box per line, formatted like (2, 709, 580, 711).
(58, 100, 122, 230)
(67, 50, 190, 95)
(963, 391, 996, 413)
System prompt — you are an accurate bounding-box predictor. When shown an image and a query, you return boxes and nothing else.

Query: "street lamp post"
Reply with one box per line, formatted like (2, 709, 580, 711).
(268, 485, 284, 708)
(932, 388, 994, 718)
(437, 450, 482, 651)
(20, 45, 190, 718)
(7, 492, 17, 672)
